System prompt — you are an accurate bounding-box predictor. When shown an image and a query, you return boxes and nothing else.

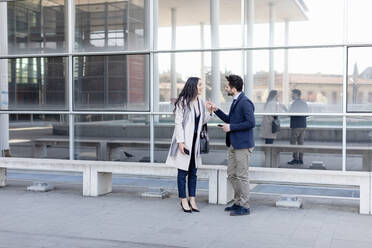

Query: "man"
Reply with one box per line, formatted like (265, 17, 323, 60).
(287, 89, 308, 165)
(207, 75, 255, 216)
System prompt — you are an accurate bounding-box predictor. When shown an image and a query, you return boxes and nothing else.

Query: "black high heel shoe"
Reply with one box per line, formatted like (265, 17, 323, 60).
(180, 202, 192, 213)
(189, 200, 200, 212)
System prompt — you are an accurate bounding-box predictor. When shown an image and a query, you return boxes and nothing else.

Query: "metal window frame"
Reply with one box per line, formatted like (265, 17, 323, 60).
(3, 0, 372, 170)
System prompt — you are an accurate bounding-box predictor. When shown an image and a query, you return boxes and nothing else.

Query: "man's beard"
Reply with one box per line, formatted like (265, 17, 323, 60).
(227, 92, 234, 96)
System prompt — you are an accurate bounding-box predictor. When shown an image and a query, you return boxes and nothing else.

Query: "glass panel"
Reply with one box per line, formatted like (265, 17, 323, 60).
(156, 114, 342, 169)
(73, 54, 149, 111)
(74, 114, 150, 162)
(6, 114, 69, 159)
(156, 51, 243, 112)
(254, 47, 343, 113)
(348, 0, 372, 44)
(75, 0, 147, 52)
(158, 0, 243, 50)
(252, 0, 344, 47)
(154, 114, 173, 163)
(346, 117, 372, 171)
(4, 57, 67, 110)
(347, 47, 372, 112)
(7, 0, 66, 54)
(220, 0, 242, 48)
(158, 0, 211, 50)
(253, 115, 342, 169)
(154, 114, 229, 166)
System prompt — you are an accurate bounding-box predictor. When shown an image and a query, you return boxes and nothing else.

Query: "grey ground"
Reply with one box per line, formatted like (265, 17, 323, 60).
(1, 178, 372, 248)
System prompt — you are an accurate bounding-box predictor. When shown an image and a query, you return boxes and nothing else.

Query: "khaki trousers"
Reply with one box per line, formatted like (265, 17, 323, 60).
(227, 146, 253, 209)
(290, 128, 305, 160)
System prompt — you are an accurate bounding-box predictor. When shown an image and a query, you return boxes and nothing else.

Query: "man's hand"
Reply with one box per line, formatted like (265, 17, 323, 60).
(221, 124, 230, 132)
(206, 100, 217, 112)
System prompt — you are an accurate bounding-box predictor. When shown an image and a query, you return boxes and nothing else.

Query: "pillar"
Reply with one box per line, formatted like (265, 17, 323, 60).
(210, 0, 221, 106)
(200, 22, 206, 99)
(245, 0, 254, 100)
(0, 2, 9, 154)
(268, 2, 275, 91)
(170, 8, 177, 101)
(283, 20, 289, 105)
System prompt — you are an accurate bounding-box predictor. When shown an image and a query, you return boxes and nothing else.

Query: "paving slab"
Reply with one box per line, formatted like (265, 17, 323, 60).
(0, 180, 372, 248)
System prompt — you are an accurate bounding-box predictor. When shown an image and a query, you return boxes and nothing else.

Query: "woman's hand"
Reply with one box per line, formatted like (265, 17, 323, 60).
(178, 142, 186, 155)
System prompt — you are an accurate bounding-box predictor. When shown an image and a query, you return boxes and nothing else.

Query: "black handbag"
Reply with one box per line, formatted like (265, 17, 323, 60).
(200, 124, 209, 154)
(272, 116, 280, 133)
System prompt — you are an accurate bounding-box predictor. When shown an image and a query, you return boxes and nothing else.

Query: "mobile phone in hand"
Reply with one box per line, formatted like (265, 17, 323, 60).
(184, 148, 190, 155)
(217, 124, 223, 127)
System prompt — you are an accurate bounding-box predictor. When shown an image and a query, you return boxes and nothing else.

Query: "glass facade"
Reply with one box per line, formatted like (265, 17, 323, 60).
(73, 54, 149, 111)
(5, 57, 67, 110)
(75, 0, 147, 51)
(7, 0, 66, 54)
(1, 0, 372, 171)
(7, 114, 69, 159)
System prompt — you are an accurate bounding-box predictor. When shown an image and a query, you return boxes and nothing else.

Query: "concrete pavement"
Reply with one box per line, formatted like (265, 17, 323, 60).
(1, 179, 372, 248)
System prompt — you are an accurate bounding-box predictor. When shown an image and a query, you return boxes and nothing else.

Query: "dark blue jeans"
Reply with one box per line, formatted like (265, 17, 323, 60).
(177, 132, 198, 198)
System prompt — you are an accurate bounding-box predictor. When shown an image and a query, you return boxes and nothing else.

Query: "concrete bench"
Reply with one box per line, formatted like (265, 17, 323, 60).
(89, 162, 224, 204)
(217, 167, 372, 214)
(29, 137, 372, 170)
(0, 157, 91, 196)
(0, 157, 223, 204)
(1, 157, 371, 214)
(256, 144, 372, 170)
(31, 137, 153, 161)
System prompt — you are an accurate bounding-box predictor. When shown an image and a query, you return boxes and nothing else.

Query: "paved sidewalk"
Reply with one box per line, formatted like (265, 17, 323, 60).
(1, 180, 372, 248)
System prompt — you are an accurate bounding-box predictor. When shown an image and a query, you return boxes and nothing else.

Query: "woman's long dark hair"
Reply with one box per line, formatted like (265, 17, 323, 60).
(264, 90, 278, 110)
(173, 77, 200, 112)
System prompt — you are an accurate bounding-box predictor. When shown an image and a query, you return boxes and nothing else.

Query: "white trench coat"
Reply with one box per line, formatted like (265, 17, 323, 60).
(166, 98, 211, 171)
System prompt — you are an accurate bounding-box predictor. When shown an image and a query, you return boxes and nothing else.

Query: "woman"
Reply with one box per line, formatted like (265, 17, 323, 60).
(260, 90, 283, 144)
(166, 77, 212, 213)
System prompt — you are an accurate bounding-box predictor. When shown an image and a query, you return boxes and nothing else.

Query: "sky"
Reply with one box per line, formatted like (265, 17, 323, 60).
(157, 0, 372, 80)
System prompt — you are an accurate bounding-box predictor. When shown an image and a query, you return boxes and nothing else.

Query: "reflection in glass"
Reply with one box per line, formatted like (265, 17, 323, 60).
(74, 114, 150, 162)
(155, 114, 343, 169)
(347, 47, 372, 112)
(156, 51, 243, 112)
(154, 114, 228, 165)
(254, 48, 343, 113)
(158, 0, 211, 50)
(75, 0, 147, 51)
(252, 1, 343, 47)
(347, 117, 372, 171)
(7, 57, 67, 110)
(7, 114, 68, 159)
(253, 115, 342, 169)
(7, 0, 66, 54)
(348, 0, 372, 44)
(74, 54, 149, 111)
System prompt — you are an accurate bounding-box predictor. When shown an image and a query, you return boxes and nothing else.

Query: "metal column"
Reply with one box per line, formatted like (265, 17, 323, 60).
(0, 2, 9, 152)
(211, 0, 221, 106)
(170, 8, 177, 101)
(268, 2, 275, 91)
(245, 0, 254, 100)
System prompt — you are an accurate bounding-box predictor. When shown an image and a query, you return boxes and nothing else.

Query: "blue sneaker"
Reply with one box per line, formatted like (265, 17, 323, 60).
(224, 204, 240, 212)
(230, 206, 250, 216)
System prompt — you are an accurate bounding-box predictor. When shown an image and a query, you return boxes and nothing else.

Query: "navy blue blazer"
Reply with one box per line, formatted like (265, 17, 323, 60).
(289, 98, 308, 128)
(215, 93, 255, 149)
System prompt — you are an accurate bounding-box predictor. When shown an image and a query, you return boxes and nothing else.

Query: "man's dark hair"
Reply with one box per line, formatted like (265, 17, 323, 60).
(225, 75, 244, 92)
(292, 89, 302, 97)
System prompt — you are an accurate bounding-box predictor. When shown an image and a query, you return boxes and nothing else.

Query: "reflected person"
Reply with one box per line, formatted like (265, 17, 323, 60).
(288, 89, 309, 165)
(260, 90, 286, 144)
